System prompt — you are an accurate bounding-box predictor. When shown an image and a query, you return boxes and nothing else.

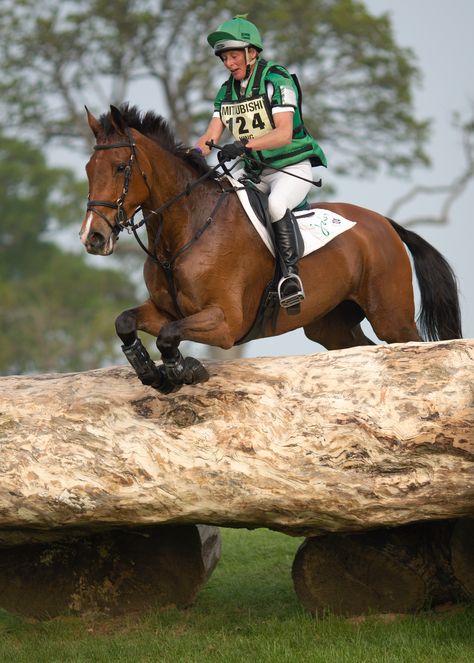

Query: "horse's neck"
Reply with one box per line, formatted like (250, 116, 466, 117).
(143, 148, 219, 253)
(141, 140, 256, 262)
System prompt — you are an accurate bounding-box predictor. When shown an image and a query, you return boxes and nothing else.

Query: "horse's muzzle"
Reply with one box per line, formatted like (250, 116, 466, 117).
(83, 230, 116, 255)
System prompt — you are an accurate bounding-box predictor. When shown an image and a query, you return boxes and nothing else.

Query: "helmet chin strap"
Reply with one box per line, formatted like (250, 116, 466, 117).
(244, 47, 257, 81)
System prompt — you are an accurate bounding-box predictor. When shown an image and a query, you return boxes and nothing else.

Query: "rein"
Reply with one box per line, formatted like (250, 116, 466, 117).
(206, 140, 322, 187)
(131, 183, 230, 265)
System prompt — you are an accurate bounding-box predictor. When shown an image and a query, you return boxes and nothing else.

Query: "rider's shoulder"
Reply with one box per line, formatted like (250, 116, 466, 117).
(263, 60, 293, 83)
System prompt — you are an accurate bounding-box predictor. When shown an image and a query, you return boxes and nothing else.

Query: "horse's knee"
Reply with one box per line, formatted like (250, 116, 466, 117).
(115, 309, 138, 345)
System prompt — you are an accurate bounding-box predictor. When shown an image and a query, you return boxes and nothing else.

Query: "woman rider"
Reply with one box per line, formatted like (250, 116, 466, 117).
(195, 15, 327, 312)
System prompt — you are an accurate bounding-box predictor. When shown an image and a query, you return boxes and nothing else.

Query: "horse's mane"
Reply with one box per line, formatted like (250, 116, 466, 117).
(98, 103, 215, 177)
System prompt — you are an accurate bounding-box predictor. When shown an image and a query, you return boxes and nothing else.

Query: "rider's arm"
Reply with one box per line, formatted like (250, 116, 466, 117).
(195, 117, 226, 156)
(245, 110, 293, 152)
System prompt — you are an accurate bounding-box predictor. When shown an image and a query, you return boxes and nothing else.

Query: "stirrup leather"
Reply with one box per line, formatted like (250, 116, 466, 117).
(277, 273, 305, 308)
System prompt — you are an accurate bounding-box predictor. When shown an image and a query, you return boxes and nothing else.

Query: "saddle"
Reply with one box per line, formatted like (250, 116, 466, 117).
(228, 177, 356, 343)
(245, 181, 311, 235)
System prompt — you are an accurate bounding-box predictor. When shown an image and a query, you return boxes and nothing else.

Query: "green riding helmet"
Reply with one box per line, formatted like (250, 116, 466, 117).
(207, 15, 263, 55)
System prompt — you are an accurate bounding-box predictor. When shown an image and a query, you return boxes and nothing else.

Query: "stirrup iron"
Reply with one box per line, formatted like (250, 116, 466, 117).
(277, 274, 305, 308)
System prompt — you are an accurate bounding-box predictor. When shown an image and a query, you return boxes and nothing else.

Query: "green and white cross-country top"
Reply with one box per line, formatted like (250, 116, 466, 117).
(213, 56, 327, 175)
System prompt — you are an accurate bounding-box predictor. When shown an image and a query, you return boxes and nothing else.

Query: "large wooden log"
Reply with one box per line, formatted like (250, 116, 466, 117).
(0, 339, 473, 544)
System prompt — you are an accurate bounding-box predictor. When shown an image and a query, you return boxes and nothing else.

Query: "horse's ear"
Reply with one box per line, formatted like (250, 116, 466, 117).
(85, 106, 101, 138)
(110, 105, 127, 134)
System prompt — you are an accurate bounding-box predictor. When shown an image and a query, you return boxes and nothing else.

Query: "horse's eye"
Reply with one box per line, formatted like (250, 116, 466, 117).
(116, 163, 127, 173)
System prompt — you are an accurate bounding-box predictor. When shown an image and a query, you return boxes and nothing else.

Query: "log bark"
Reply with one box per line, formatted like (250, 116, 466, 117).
(0, 339, 473, 543)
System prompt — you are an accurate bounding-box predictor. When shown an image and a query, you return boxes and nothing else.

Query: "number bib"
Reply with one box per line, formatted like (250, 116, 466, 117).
(220, 94, 274, 141)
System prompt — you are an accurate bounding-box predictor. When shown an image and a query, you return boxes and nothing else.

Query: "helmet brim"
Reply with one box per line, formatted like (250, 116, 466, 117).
(207, 30, 236, 47)
(213, 40, 251, 55)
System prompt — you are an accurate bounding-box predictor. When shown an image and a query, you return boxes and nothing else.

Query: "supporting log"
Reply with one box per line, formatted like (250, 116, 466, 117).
(0, 524, 220, 618)
(0, 339, 472, 541)
(451, 518, 474, 597)
(292, 519, 474, 616)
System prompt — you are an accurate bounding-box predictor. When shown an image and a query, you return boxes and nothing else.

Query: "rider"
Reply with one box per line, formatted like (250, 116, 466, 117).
(195, 15, 327, 311)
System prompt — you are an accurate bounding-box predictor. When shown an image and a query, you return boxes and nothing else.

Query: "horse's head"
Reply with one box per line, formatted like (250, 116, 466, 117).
(80, 105, 151, 256)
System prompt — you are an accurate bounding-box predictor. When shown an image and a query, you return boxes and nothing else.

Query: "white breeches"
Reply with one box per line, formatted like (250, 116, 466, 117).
(234, 158, 314, 222)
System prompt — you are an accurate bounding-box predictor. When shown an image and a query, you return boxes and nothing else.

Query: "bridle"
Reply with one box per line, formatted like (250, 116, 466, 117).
(86, 129, 229, 259)
(86, 127, 150, 237)
(85, 126, 232, 317)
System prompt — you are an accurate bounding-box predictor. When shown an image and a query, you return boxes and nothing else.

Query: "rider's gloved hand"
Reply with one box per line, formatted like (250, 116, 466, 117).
(218, 139, 249, 162)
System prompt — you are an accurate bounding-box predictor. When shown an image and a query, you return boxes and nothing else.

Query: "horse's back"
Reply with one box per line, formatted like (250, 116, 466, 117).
(308, 201, 409, 266)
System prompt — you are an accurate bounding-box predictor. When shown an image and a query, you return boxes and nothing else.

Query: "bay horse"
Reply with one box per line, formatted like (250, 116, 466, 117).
(80, 104, 462, 394)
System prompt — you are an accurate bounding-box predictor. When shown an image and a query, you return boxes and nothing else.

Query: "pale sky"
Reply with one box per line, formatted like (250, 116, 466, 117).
(244, 0, 474, 357)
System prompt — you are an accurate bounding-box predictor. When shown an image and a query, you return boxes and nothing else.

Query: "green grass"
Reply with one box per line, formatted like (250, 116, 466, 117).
(0, 528, 473, 663)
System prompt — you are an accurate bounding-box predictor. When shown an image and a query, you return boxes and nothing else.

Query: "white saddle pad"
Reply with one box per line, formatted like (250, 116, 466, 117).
(226, 175, 356, 257)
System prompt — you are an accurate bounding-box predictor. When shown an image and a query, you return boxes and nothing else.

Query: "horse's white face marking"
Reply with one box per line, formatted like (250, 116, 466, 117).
(80, 212, 94, 245)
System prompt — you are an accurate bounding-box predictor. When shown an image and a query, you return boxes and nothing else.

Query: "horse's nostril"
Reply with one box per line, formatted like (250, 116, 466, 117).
(89, 231, 105, 247)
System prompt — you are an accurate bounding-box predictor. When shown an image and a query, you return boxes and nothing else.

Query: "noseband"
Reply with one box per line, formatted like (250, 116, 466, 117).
(86, 128, 148, 236)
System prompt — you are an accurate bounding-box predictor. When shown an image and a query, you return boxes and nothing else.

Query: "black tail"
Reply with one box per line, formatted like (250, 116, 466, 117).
(387, 219, 462, 341)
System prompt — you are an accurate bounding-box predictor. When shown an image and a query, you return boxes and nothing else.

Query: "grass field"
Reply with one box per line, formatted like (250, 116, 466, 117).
(0, 528, 472, 663)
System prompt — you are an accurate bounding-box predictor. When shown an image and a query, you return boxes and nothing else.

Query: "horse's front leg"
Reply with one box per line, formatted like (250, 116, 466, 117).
(115, 300, 180, 394)
(156, 305, 234, 387)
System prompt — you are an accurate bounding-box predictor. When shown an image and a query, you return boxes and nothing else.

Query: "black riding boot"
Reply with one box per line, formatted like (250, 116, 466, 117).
(273, 209, 305, 314)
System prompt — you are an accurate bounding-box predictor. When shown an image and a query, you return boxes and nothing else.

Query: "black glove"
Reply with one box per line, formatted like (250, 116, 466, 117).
(218, 139, 248, 162)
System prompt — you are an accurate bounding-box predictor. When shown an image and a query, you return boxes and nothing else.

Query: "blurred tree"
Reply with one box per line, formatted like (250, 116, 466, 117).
(386, 110, 474, 227)
(0, 133, 135, 374)
(0, 0, 429, 176)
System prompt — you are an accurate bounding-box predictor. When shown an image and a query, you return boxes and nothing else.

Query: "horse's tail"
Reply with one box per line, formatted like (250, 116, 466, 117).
(386, 218, 462, 341)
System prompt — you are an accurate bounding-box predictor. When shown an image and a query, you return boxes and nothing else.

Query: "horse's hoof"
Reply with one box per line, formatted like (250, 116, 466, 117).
(183, 357, 209, 385)
(152, 365, 182, 394)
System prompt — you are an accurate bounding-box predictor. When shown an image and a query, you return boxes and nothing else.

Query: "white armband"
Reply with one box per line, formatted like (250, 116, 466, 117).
(280, 86, 297, 107)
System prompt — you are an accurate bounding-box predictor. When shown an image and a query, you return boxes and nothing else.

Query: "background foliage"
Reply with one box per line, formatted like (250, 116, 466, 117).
(0, 133, 133, 374)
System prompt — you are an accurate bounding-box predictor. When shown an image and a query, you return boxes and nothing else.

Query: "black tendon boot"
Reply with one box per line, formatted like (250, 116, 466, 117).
(273, 209, 305, 314)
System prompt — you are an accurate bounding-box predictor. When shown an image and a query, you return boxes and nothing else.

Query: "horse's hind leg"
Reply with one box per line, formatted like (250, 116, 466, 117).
(362, 279, 422, 344)
(304, 301, 375, 350)
(368, 311, 421, 344)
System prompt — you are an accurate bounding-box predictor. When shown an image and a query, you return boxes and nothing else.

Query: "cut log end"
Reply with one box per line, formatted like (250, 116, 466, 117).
(292, 533, 426, 616)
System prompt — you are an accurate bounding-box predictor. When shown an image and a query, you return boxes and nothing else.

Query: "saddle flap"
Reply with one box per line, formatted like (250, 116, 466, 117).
(225, 175, 357, 258)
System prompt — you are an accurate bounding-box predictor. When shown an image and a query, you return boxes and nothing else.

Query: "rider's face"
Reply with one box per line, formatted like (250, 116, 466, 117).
(221, 48, 257, 80)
